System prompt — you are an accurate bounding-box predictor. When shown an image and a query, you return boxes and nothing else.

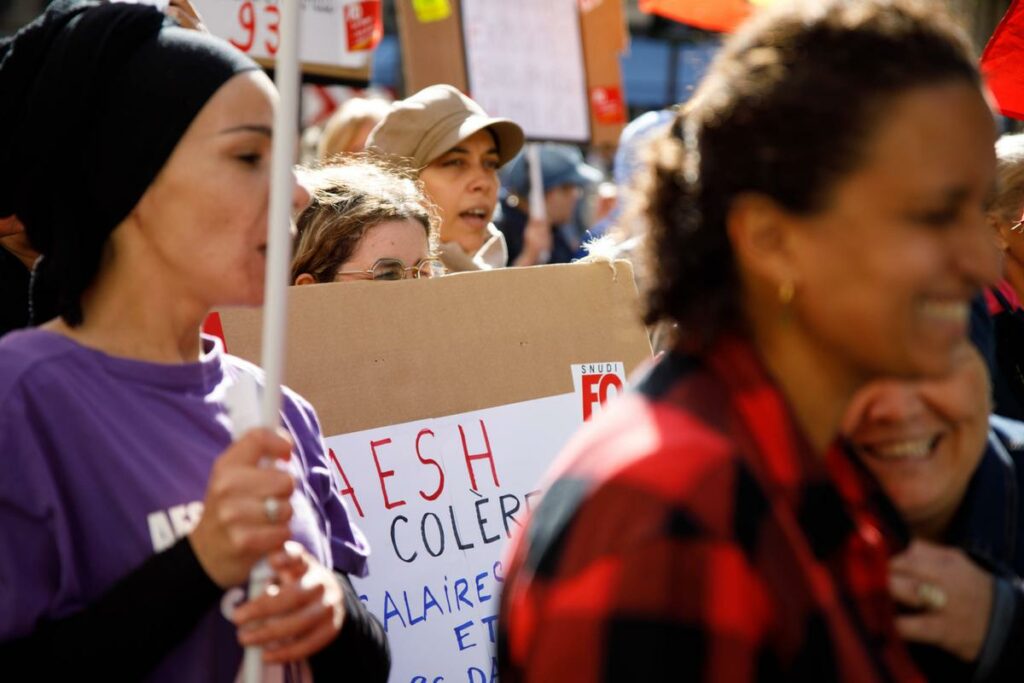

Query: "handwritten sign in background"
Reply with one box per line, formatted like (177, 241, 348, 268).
(213, 264, 652, 682)
(332, 372, 625, 683)
(460, 0, 590, 142)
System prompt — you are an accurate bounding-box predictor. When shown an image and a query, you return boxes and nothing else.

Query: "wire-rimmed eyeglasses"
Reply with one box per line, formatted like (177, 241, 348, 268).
(335, 257, 447, 281)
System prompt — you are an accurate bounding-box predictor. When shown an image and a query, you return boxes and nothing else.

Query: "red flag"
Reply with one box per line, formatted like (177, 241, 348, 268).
(638, 0, 768, 33)
(981, 0, 1024, 120)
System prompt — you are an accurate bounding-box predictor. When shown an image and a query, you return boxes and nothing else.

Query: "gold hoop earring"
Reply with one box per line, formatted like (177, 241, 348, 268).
(778, 281, 795, 306)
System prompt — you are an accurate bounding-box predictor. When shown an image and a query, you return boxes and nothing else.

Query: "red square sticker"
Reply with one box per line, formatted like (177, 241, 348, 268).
(572, 362, 627, 421)
(590, 86, 627, 125)
(345, 1, 383, 52)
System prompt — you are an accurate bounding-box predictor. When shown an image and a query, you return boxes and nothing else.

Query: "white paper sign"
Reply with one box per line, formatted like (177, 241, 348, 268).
(331, 385, 617, 682)
(460, 0, 590, 142)
(192, 0, 376, 70)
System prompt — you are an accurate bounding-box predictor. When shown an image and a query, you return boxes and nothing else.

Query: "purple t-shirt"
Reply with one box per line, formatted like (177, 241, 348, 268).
(0, 329, 369, 681)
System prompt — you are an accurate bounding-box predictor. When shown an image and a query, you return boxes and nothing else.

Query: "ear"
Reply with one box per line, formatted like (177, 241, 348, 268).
(726, 192, 799, 290)
(294, 273, 317, 286)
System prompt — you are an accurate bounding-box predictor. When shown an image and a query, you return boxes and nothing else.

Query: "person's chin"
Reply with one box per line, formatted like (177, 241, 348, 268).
(217, 283, 264, 309)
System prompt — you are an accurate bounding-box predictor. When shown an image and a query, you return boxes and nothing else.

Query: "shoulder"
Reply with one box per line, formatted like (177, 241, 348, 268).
(219, 350, 322, 441)
(0, 329, 85, 404)
(219, 351, 314, 411)
(504, 371, 772, 667)
(559, 393, 738, 498)
(531, 359, 754, 566)
(578, 352, 743, 498)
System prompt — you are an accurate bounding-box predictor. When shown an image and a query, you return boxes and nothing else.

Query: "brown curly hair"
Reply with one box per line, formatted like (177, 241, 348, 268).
(641, 0, 979, 350)
(291, 155, 440, 284)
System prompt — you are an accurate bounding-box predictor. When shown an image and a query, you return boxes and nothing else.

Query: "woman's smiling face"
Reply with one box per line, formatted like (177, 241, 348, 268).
(843, 343, 991, 535)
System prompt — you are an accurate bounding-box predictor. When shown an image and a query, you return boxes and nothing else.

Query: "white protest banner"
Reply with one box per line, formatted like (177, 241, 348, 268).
(461, 0, 590, 142)
(214, 262, 652, 682)
(191, 0, 381, 78)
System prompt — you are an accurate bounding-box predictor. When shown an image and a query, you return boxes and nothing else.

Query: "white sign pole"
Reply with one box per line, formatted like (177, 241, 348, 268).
(526, 143, 551, 263)
(244, 0, 301, 678)
(527, 143, 546, 221)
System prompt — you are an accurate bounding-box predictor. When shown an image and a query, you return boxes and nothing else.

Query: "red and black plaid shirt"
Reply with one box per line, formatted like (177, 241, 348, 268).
(498, 337, 923, 682)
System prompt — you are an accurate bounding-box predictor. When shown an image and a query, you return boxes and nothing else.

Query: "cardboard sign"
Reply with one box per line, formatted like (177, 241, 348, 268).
(215, 262, 652, 680)
(580, 0, 629, 145)
(192, 0, 379, 80)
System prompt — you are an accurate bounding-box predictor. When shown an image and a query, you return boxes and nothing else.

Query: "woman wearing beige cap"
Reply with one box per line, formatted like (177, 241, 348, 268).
(365, 84, 524, 272)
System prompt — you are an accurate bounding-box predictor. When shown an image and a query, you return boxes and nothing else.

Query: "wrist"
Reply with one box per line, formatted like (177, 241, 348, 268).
(187, 529, 230, 589)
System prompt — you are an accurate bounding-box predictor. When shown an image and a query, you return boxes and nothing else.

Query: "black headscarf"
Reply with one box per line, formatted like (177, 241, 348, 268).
(0, 0, 259, 325)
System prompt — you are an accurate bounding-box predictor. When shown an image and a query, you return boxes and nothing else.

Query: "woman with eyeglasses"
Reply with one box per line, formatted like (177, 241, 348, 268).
(291, 157, 444, 286)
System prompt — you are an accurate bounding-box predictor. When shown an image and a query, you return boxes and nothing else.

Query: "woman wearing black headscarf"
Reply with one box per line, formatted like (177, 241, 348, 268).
(0, 2, 388, 680)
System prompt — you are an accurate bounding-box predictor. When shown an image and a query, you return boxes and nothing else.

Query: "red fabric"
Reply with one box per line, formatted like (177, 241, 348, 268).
(638, 0, 757, 33)
(986, 280, 1021, 314)
(498, 337, 922, 682)
(981, 0, 1024, 120)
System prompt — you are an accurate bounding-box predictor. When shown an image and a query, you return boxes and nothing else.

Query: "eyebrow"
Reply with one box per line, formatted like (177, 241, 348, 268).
(445, 145, 500, 156)
(218, 124, 273, 137)
(941, 187, 972, 204)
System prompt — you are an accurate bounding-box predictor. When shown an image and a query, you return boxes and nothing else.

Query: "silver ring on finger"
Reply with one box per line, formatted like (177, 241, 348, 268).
(264, 496, 281, 523)
(916, 581, 947, 612)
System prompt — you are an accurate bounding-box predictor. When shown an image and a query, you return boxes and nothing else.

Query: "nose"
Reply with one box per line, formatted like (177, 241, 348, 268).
(468, 164, 498, 194)
(861, 383, 927, 427)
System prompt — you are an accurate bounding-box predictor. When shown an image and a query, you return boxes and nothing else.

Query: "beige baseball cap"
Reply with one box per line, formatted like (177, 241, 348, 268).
(366, 84, 525, 169)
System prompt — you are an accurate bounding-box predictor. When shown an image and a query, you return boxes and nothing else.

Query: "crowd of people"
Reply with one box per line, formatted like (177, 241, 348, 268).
(2, 0, 1024, 680)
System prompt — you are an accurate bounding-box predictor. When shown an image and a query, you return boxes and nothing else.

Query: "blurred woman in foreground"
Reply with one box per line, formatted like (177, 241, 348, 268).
(499, 0, 1000, 680)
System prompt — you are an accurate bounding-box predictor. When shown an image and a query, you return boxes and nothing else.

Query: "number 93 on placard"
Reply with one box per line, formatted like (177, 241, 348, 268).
(228, 0, 280, 56)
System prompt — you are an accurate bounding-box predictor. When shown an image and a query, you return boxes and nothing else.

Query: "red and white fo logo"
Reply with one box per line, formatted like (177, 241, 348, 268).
(572, 362, 626, 421)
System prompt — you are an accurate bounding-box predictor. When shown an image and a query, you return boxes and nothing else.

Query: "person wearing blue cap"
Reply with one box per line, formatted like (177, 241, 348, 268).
(496, 143, 603, 266)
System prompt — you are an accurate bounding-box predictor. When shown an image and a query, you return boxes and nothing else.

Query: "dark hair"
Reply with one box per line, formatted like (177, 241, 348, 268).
(0, 2, 257, 326)
(641, 0, 980, 349)
(290, 155, 438, 283)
